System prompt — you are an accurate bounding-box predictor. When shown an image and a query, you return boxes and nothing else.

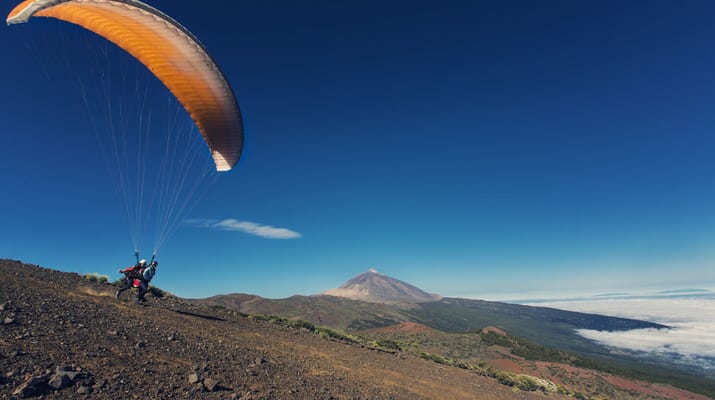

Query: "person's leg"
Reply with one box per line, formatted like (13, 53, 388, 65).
(137, 280, 148, 303)
(115, 277, 131, 298)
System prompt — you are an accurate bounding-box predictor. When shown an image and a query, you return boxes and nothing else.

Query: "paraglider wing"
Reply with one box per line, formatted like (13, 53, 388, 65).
(7, 0, 243, 171)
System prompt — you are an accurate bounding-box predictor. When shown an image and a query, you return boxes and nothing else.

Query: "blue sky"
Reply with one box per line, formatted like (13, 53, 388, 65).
(1, 0, 714, 300)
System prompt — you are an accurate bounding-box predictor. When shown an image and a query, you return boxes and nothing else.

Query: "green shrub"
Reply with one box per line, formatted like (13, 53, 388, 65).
(287, 319, 315, 332)
(83, 273, 108, 283)
(316, 327, 361, 344)
(248, 314, 273, 322)
(375, 339, 402, 351)
(493, 370, 516, 386)
(418, 352, 453, 366)
(514, 375, 540, 391)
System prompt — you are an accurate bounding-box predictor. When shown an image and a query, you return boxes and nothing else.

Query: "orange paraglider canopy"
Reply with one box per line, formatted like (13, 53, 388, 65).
(8, 0, 243, 171)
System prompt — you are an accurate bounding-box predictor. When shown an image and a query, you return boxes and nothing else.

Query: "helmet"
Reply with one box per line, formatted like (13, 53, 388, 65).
(139, 259, 147, 265)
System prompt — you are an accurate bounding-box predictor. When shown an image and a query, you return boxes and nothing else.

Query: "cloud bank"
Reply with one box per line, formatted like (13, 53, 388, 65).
(183, 218, 302, 239)
(576, 322, 715, 358)
(532, 297, 715, 369)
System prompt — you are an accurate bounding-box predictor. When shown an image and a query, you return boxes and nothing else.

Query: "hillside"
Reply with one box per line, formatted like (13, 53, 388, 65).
(0, 260, 575, 400)
(200, 293, 416, 330)
(199, 272, 715, 399)
(360, 323, 714, 400)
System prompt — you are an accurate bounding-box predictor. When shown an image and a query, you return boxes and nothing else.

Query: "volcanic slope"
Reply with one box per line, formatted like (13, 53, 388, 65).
(0, 260, 571, 400)
(322, 268, 440, 303)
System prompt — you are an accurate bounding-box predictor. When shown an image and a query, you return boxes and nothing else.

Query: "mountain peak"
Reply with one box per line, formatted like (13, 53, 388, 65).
(322, 270, 441, 304)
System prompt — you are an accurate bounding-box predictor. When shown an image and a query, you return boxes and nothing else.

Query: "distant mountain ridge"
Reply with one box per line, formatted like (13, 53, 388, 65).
(321, 268, 441, 303)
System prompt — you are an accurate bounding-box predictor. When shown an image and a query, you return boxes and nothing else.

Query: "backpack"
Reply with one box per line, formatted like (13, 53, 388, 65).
(126, 265, 144, 279)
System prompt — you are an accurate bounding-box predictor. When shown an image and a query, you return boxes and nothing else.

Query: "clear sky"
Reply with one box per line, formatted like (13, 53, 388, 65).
(1, 0, 714, 300)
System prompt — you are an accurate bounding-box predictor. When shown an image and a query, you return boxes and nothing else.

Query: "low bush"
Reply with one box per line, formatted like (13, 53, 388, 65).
(83, 273, 108, 283)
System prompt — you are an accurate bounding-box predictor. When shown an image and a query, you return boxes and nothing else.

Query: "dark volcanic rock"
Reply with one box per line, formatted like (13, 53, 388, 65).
(12, 373, 51, 398)
(47, 373, 71, 390)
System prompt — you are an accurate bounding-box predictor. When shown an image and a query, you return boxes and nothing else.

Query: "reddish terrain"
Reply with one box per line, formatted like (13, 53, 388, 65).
(363, 322, 712, 400)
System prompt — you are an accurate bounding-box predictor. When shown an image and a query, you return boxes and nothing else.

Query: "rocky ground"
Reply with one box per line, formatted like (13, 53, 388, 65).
(0, 260, 573, 400)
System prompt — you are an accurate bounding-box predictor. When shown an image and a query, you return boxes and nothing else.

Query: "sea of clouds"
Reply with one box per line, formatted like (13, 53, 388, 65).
(524, 291, 715, 371)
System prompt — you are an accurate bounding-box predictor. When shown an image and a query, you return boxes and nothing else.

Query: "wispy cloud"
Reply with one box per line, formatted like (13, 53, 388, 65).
(183, 218, 302, 239)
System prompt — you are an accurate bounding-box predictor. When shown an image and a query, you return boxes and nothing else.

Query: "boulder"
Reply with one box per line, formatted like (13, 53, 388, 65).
(203, 377, 219, 392)
(12, 373, 52, 398)
(47, 373, 71, 390)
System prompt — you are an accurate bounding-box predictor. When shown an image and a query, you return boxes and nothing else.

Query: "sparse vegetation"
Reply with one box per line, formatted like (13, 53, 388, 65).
(248, 314, 405, 353)
(356, 323, 715, 399)
(83, 272, 108, 283)
(374, 339, 401, 351)
(419, 352, 452, 366)
(478, 328, 575, 363)
(415, 350, 567, 394)
(237, 306, 715, 399)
